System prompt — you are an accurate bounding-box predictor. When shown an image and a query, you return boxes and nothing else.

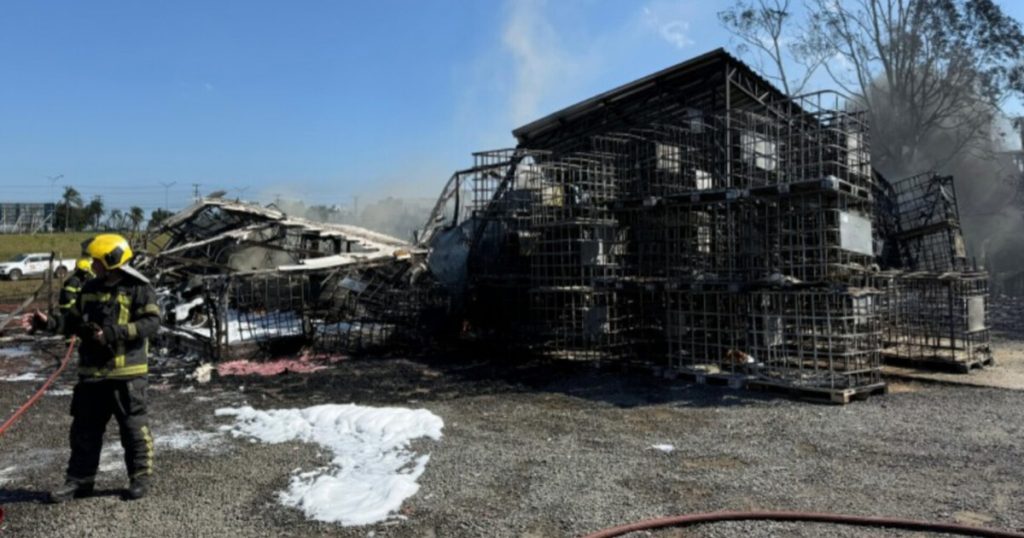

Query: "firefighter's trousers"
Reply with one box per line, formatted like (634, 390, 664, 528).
(66, 377, 153, 483)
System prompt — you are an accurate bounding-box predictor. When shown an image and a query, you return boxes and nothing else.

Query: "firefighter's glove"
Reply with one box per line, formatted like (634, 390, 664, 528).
(78, 322, 105, 344)
(100, 325, 120, 345)
(21, 310, 51, 334)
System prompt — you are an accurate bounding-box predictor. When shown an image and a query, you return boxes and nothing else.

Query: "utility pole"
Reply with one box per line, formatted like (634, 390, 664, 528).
(47, 174, 63, 233)
(159, 181, 176, 211)
(93, 195, 102, 230)
(64, 185, 71, 233)
(192, 183, 201, 201)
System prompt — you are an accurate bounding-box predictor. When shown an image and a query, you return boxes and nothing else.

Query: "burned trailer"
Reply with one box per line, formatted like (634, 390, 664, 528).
(144, 198, 450, 360)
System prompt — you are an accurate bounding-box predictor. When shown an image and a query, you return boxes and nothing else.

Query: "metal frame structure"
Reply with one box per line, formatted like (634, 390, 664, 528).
(139, 48, 992, 402)
(872, 271, 992, 371)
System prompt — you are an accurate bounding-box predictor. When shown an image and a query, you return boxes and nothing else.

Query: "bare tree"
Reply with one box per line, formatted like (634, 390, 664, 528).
(718, 0, 828, 95)
(806, 0, 1024, 175)
(720, 0, 1024, 176)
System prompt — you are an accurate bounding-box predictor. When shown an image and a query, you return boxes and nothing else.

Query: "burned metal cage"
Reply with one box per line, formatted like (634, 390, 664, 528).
(666, 287, 750, 374)
(748, 184, 876, 283)
(890, 173, 968, 272)
(748, 287, 883, 391)
(875, 271, 992, 370)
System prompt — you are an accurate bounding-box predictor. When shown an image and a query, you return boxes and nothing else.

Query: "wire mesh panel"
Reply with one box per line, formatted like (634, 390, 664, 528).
(723, 109, 787, 190)
(311, 263, 451, 353)
(748, 288, 882, 390)
(880, 272, 992, 366)
(783, 91, 872, 190)
(627, 120, 724, 197)
(666, 288, 750, 374)
(615, 278, 666, 364)
(890, 173, 968, 272)
(528, 288, 630, 361)
(226, 274, 310, 344)
(748, 188, 876, 283)
(615, 205, 668, 279)
(529, 221, 623, 286)
(663, 199, 747, 282)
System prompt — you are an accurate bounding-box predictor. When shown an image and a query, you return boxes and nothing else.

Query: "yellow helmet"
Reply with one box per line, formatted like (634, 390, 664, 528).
(82, 234, 133, 270)
(75, 257, 94, 273)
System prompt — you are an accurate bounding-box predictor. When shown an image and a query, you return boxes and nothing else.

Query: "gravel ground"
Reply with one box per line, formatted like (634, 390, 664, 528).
(1, 336, 1023, 538)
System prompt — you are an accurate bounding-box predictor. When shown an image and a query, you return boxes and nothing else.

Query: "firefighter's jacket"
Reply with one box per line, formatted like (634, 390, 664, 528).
(58, 271, 160, 381)
(58, 269, 92, 313)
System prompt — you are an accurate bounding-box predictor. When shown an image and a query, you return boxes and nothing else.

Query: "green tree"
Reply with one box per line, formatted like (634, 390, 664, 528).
(84, 196, 105, 231)
(148, 208, 174, 229)
(58, 186, 84, 232)
(129, 206, 145, 232)
(107, 209, 124, 230)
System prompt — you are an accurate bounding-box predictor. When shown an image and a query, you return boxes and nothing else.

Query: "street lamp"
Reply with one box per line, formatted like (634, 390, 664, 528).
(159, 181, 176, 211)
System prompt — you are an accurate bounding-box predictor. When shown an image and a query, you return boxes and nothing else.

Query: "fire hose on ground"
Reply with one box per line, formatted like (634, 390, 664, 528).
(580, 510, 1024, 538)
(0, 336, 76, 531)
(0, 336, 77, 437)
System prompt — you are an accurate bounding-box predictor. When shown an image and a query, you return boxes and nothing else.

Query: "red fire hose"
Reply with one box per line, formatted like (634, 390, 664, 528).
(0, 336, 76, 532)
(0, 336, 77, 437)
(581, 510, 1024, 538)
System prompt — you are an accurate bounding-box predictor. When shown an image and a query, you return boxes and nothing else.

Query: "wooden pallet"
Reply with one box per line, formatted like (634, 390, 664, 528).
(882, 352, 995, 374)
(746, 380, 888, 404)
(653, 366, 751, 388)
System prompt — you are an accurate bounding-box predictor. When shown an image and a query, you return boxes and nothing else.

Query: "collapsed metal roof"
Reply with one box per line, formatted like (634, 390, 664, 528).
(144, 198, 419, 278)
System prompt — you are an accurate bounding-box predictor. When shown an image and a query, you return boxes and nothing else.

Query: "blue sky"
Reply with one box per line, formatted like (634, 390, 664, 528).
(2, 0, 1023, 215)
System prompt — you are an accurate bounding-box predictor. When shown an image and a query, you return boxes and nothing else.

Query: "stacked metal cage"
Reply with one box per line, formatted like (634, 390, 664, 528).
(451, 57, 990, 400)
(457, 90, 888, 399)
(612, 92, 887, 398)
(871, 271, 991, 370)
(867, 173, 992, 370)
(525, 153, 631, 360)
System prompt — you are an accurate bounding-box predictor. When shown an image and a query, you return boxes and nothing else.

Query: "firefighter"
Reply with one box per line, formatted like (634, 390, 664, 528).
(23, 234, 160, 502)
(57, 258, 95, 314)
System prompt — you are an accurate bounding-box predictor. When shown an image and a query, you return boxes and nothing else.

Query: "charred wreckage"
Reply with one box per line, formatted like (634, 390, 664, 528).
(144, 49, 990, 403)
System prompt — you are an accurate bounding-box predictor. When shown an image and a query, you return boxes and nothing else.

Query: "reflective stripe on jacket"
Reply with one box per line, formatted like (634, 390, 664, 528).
(64, 273, 160, 380)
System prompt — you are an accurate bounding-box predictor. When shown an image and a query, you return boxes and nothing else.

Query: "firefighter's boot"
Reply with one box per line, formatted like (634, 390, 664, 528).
(48, 479, 94, 503)
(126, 476, 149, 500)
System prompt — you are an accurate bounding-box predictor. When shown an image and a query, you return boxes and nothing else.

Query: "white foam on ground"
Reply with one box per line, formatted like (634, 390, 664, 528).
(215, 404, 443, 526)
(651, 443, 675, 453)
(47, 388, 73, 396)
(0, 346, 33, 358)
(0, 465, 16, 486)
(97, 423, 226, 473)
(1, 372, 41, 382)
(158, 426, 224, 451)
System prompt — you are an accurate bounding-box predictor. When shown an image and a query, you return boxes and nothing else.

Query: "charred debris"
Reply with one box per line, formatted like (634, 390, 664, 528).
(145, 49, 990, 402)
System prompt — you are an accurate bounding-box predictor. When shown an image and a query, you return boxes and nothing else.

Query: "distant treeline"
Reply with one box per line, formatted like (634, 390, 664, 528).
(54, 186, 174, 232)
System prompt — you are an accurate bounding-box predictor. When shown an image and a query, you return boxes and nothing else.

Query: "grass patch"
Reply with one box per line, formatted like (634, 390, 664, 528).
(0, 233, 93, 304)
(0, 279, 53, 304)
(0, 232, 94, 261)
